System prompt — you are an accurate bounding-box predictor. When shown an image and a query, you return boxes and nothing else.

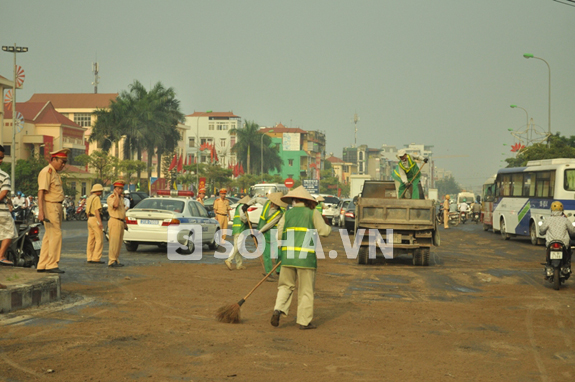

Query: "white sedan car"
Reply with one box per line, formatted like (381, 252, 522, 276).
(123, 193, 220, 253)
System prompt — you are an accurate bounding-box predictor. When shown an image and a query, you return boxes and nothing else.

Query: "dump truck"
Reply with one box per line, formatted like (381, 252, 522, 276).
(354, 180, 439, 266)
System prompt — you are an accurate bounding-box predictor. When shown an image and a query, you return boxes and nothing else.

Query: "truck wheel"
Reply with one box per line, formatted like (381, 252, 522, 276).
(357, 247, 368, 265)
(412, 249, 422, 266)
(421, 248, 430, 266)
(553, 268, 561, 290)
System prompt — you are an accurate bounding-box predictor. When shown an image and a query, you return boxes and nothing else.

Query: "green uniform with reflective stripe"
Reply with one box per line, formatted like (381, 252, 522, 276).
(232, 205, 249, 236)
(280, 206, 317, 269)
(257, 200, 283, 273)
(391, 154, 421, 199)
(315, 203, 323, 214)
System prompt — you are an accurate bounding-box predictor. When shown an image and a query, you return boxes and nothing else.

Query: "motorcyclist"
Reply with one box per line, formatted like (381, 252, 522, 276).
(448, 200, 458, 213)
(538, 201, 575, 265)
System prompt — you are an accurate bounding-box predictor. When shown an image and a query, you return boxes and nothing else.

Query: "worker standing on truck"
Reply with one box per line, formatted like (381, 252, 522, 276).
(392, 149, 428, 199)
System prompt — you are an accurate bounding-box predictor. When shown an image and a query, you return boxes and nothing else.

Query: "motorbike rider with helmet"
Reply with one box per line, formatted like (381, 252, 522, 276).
(539, 201, 575, 267)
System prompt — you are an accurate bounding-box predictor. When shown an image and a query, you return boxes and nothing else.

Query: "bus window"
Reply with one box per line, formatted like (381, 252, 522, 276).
(483, 184, 495, 202)
(536, 171, 554, 198)
(501, 175, 512, 196)
(523, 173, 535, 197)
(511, 173, 523, 196)
(565, 170, 575, 191)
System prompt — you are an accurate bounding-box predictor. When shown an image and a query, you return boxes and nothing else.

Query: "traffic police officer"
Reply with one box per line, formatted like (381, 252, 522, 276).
(86, 183, 105, 264)
(107, 180, 126, 267)
(37, 148, 69, 274)
(213, 188, 230, 244)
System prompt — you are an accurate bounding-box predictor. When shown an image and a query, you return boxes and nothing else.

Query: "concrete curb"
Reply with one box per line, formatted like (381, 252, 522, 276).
(0, 270, 61, 314)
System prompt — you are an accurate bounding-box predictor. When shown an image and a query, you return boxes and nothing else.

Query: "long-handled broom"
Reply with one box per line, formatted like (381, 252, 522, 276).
(216, 260, 282, 323)
(246, 218, 266, 273)
(399, 161, 427, 199)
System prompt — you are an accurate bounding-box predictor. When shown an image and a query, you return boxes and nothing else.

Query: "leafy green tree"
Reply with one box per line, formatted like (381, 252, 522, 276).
(0, 157, 48, 196)
(118, 160, 147, 183)
(230, 120, 282, 175)
(505, 133, 575, 167)
(75, 151, 118, 185)
(436, 175, 461, 196)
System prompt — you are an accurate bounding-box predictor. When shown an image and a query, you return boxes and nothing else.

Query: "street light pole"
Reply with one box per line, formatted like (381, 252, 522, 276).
(510, 104, 530, 142)
(523, 53, 551, 147)
(2, 44, 28, 193)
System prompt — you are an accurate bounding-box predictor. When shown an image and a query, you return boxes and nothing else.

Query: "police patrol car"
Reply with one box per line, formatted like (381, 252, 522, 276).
(123, 190, 220, 252)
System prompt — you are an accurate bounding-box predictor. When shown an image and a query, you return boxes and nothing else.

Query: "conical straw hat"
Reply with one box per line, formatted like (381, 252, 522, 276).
(281, 186, 316, 204)
(268, 192, 288, 208)
(238, 195, 251, 204)
(316, 195, 325, 202)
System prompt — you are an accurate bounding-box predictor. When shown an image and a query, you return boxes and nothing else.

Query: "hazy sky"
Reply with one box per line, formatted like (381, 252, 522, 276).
(1, 0, 574, 192)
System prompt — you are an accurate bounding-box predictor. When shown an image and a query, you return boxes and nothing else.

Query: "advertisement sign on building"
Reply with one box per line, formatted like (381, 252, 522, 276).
(282, 133, 300, 151)
(303, 179, 319, 194)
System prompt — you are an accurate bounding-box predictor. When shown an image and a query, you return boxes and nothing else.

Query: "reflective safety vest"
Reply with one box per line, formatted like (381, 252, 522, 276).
(398, 154, 416, 173)
(280, 206, 317, 269)
(315, 203, 323, 214)
(257, 200, 282, 232)
(232, 204, 249, 236)
(392, 154, 420, 183)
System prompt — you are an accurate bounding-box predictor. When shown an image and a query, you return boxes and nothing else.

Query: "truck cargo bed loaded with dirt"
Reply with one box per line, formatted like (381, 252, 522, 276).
(355, 181, 439, 266)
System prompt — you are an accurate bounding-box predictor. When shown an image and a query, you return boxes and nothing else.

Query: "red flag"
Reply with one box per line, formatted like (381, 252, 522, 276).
(239, 164, 244, 175)
(234, 163, 239, 177)
(177, 154, 183, 172)
(169, 154, 177, 171)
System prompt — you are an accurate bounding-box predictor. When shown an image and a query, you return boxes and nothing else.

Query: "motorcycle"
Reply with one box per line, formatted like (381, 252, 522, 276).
(32, 205, 39, 223)
(76, 203, 87, 221)
(544, 241, 572, 290)
(65, 204, 76, 221)
(470, 211, 480, 224)
(436, 205, 444, 225)
(6, 222, 42, 268)
(448, 212, 459, 226)
(459, 210, 468, 224)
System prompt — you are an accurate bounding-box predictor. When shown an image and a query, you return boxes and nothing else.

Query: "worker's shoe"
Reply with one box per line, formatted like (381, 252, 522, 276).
(224, 260, 233, 270)
(270, 310, 282, 327)
(236, 265, 246, 270)
(299, 323, 317, 330)
(266, 274, 276, 282)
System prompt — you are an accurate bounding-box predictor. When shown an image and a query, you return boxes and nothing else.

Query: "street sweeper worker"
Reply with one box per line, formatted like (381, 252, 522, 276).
(391, 149, 428, 199)
(224, 195, 252, 271)
(270, 186, 331, 330)
(245, 192, 287, 279)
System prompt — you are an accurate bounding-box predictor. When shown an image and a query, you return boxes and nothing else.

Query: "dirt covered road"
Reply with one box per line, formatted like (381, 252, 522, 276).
(1, 224, 575, 381)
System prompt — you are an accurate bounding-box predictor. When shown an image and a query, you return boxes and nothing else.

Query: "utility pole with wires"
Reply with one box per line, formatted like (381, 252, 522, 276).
(92, 62, 100, 94)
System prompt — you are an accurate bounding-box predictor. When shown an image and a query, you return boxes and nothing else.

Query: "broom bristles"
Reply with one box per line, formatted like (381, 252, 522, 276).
(216, 303, 241, 323)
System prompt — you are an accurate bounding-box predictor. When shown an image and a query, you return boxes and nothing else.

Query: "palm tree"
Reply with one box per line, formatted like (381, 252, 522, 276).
(91, 80, 184, 181)
(230, 120, 282, 175)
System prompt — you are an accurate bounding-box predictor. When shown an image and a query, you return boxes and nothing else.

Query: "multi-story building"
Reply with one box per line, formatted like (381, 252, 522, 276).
(259, 123, 326, 181)
(326, 155, 357, 184)
(184, 111, 241, 167)
(342, 144, 382, 178)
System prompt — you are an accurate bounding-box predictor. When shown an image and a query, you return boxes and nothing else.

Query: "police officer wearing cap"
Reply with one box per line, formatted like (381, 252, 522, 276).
(107, 180, 127, 267)
(213, 188, 230, 244)
(86, 183, 105, 264)
(196, 188, 206, 206)
(37, 148, 69, 274)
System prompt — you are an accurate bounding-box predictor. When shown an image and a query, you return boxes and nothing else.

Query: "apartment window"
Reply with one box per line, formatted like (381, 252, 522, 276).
(189, 138, 195, 148)
(2, 145, 10, 156)
(81, 182, 87, 196)
(220, 139, 226, 147)
(74, 113, 92, 127)
(217, 122, 227, 130)
(200, 138, 214, 146)
(359, 162, 364, 173)
(71, 182, 77, 195)
(288, 159, 294, 167)
(208, 124, 215, 131)
(359, 151, 364, 161)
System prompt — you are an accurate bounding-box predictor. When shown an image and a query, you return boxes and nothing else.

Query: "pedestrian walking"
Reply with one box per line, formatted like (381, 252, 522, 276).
(107, 180, 126, 268)
(37, 149, 69, 274)
(224, 195, 251, 270)
(86, 184, 105, 264)
(213, 188, 231, 244)
(270, 186, 331, 330)
(0, 145, 15, 266)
